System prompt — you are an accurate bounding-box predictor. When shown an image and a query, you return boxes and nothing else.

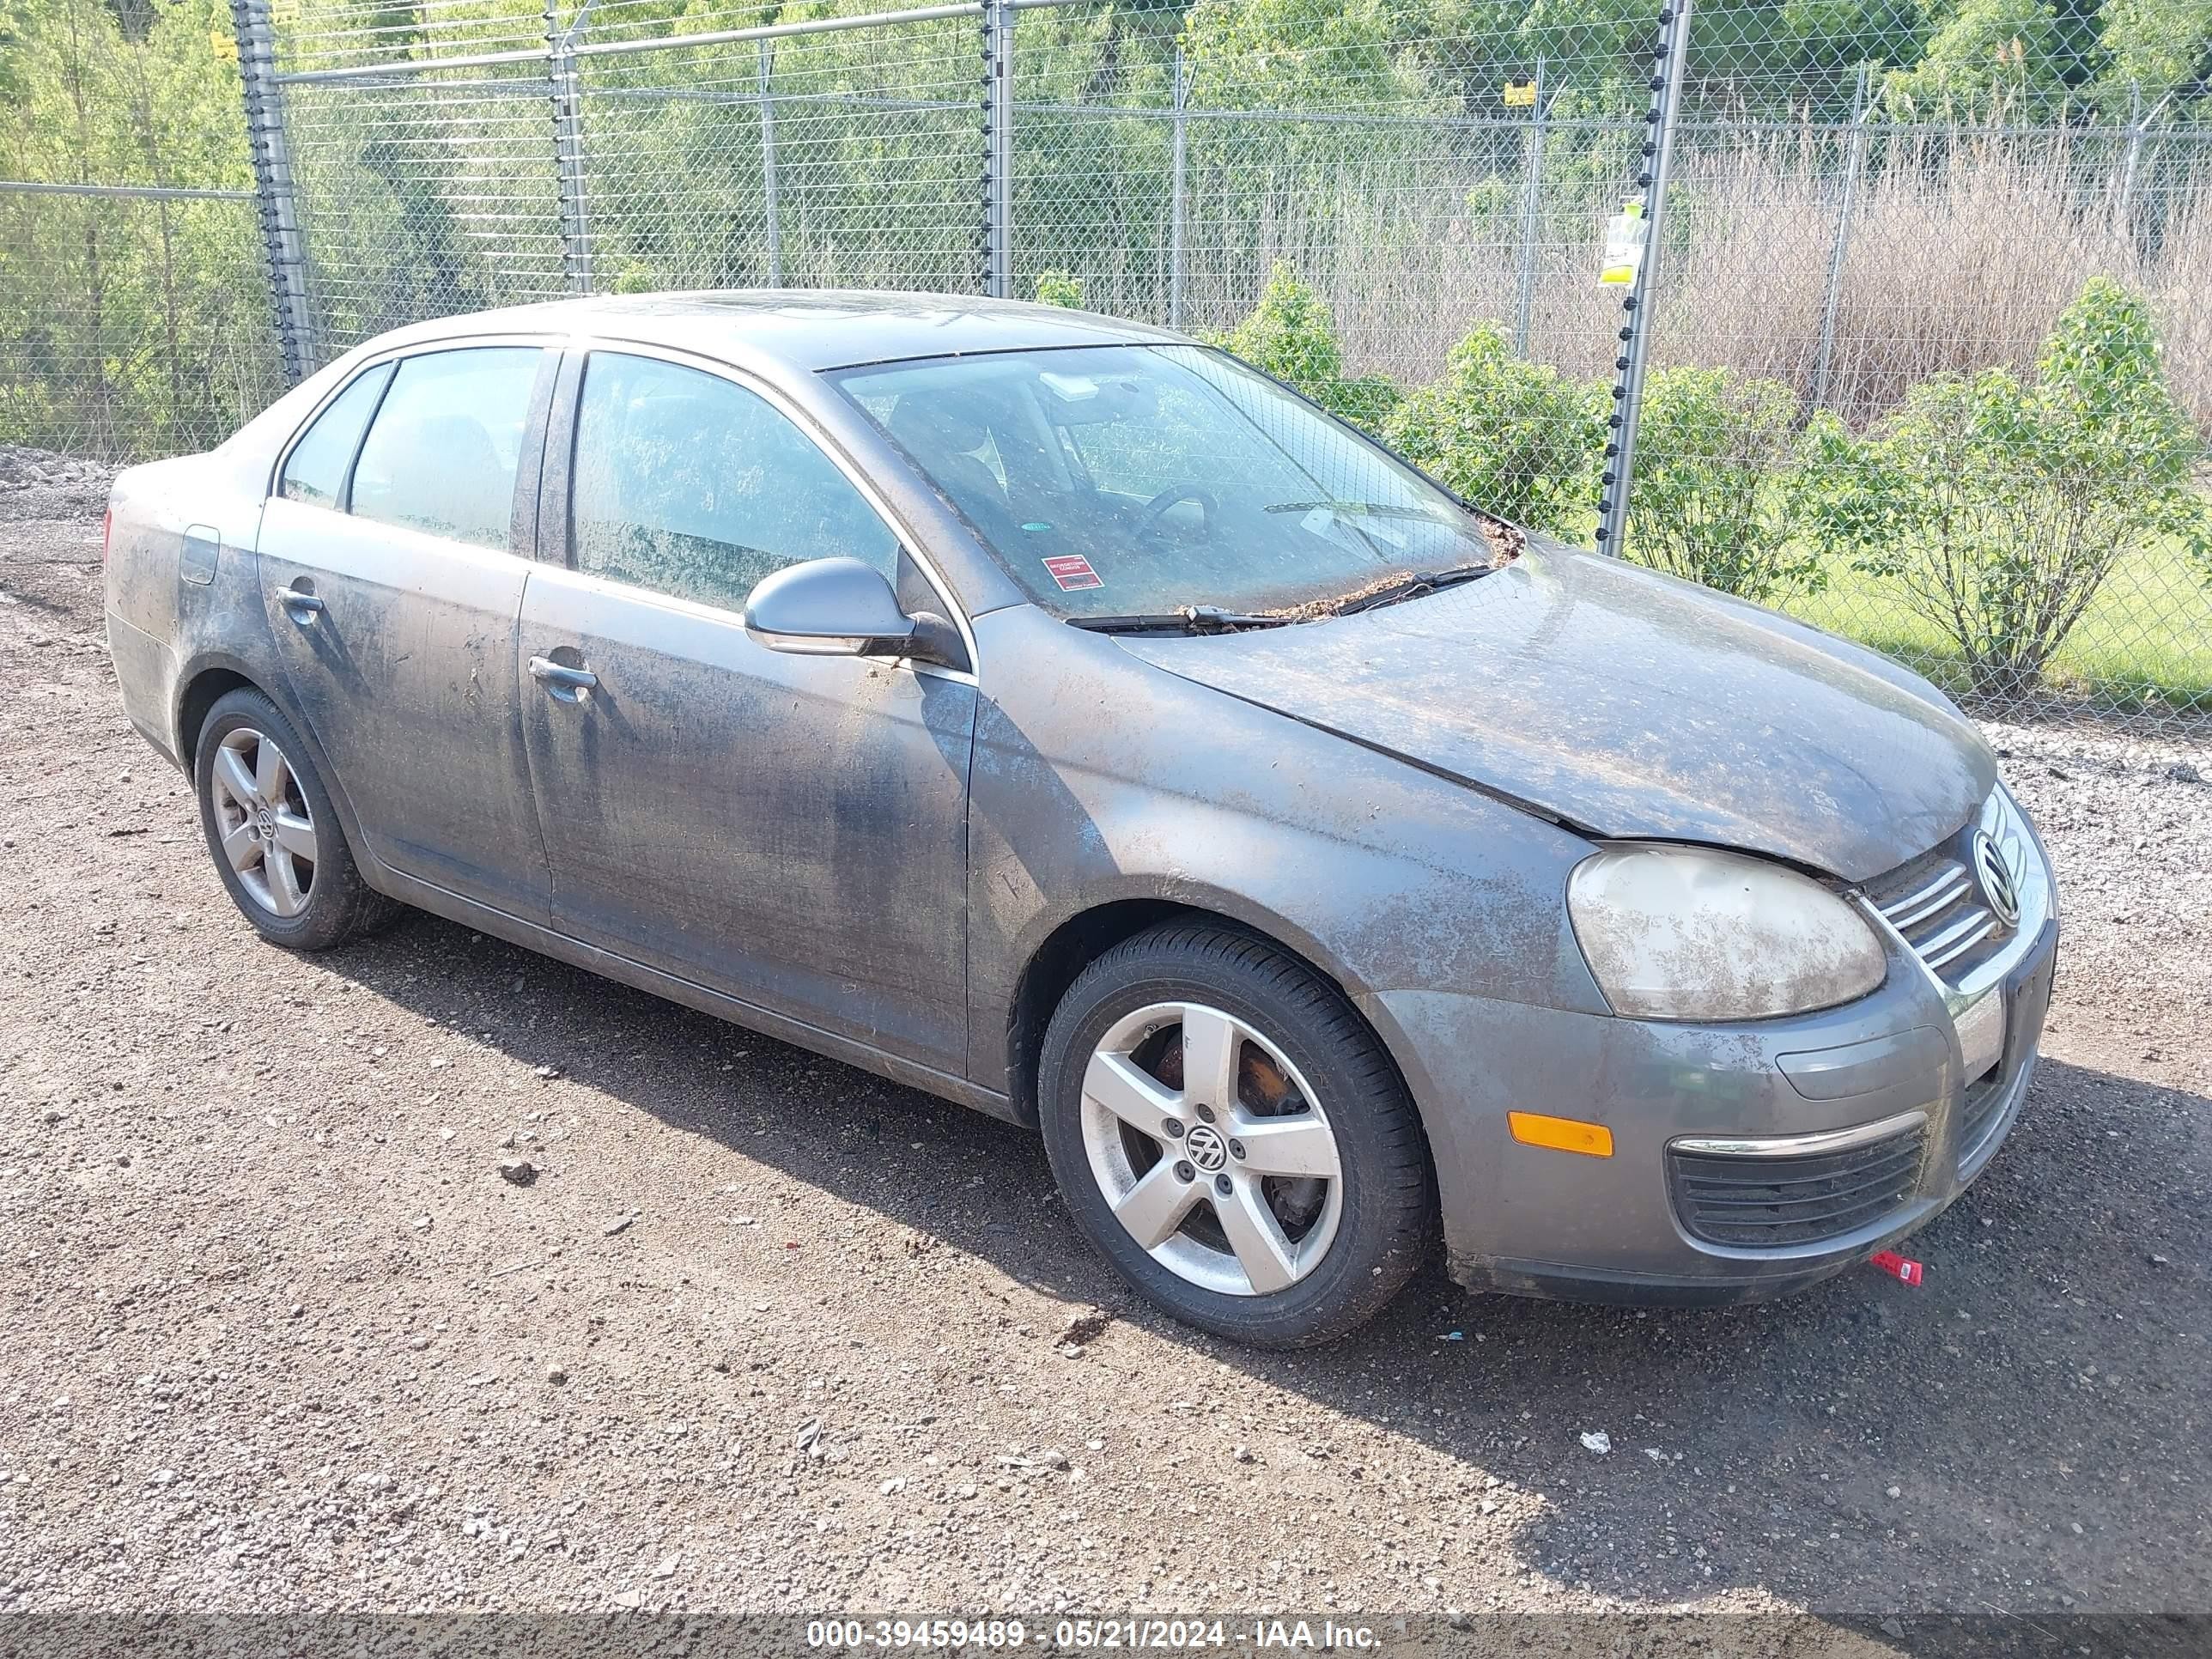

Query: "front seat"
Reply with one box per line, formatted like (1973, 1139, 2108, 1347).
(886, 396, 1021, 545)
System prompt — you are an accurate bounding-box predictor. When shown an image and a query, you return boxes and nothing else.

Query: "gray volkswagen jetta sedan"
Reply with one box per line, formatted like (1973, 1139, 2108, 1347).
(104, 293, 2057, 1346)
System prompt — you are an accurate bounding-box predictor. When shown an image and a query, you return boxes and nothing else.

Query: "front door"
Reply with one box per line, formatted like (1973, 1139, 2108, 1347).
(256, 343, 554, 923)
(516, 348, 975, 1073)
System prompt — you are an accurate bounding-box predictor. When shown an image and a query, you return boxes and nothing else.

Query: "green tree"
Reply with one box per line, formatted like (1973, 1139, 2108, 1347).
(1035, 268, 1087, 307)
(1881, 0, 2103, 119)
(1216, 261, 1398, 425)
(0, 0, 272, 458)
(2099, 0, 2212, 112)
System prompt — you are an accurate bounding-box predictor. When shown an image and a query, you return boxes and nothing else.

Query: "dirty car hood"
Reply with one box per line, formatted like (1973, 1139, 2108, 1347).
(1120, 544, 1996, 882)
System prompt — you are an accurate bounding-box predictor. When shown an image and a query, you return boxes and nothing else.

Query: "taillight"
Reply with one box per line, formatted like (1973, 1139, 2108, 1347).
(102, 508, 112, 563)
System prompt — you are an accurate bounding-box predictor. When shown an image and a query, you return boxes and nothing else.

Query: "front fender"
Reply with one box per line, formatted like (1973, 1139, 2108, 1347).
(964, 605, 1607, 1102)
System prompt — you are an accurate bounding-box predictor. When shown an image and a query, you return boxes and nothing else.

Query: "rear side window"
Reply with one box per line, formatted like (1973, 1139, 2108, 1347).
(349, 347, 543, 550)
(278, 362, 392, 507)
(569, 351, 898, 613)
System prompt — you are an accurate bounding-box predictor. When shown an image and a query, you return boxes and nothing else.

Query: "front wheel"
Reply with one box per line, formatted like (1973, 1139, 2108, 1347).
(1037, 922, 1435, 1347)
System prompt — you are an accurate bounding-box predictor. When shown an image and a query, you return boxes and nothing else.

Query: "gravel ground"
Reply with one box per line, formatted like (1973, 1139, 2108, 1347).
(0, 447, 114, 526)
(1, 498, 2208, 1623)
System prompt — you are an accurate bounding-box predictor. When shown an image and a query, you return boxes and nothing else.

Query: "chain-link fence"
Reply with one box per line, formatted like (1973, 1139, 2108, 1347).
(4, 0, 2209, 733)
(0, 182, 285, 464)
(1649, 5, 2212, 726)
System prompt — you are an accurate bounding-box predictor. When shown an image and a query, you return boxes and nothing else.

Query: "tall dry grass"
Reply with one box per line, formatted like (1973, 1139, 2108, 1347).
(1656, 127, 2212, 430)
(1174, 118, 2212, 435)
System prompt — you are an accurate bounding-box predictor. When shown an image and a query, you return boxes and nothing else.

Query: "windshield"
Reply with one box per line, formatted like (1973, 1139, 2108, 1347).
(829, 344, 1503, 619)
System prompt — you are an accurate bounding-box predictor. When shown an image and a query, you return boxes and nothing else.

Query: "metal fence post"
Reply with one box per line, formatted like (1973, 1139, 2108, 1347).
(230, 0, 313, 382)
(2118, 84, 2172, 232)
(1808, 62, 1870, 415)
(1169, 45, 1188, 328)
(2118, 82, 2144, 222)
(546, 0, 594, 294)
(1595, 0, 1692, 560)
(1513, 55, 1547, 357)
(980, 0, 1013, 297)
(759, 40, 783, 285)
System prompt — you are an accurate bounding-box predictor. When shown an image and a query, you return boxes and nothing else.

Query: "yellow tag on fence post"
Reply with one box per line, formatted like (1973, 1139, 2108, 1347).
(1504, 78, 1537, 108)
(1600, 198, 1647, 286)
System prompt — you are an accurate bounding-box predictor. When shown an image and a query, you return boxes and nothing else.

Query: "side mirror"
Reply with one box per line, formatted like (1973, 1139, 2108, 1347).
(743, 556, 962, 667)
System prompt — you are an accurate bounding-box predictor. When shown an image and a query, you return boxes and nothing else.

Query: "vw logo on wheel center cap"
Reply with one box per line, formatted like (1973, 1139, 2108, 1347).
(1184, 1122, 1229, 1172)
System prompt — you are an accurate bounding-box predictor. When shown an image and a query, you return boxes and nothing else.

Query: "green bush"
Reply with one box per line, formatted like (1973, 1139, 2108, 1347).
(1218, 262, 1397, 426)
(1798, 276, 2211, 695)
(1625, 366, 1826, 603)
(1382, 323, 1605, 537)
(1034, 269, 1085, 309)
(1223, 262, 1343, 389)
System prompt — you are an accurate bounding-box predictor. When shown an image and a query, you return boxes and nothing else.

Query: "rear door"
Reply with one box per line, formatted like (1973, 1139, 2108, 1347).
(257, 343, 556, 923)
(515, 345, 977, 1073)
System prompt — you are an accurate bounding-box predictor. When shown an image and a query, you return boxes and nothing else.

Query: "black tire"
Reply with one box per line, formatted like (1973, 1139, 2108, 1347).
(1037, 921, 1435, 1348)
(192, 686, 396, 951)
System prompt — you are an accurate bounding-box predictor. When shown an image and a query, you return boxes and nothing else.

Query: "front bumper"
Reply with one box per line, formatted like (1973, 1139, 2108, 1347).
(1361, 912, 2057, 1307)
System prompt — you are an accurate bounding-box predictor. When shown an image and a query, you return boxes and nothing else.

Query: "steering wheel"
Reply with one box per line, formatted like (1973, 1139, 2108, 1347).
(1138, 485, 1218, 539)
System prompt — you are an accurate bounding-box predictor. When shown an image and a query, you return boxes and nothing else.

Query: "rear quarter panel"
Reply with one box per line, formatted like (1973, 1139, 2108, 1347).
(104, 420, 295, 767)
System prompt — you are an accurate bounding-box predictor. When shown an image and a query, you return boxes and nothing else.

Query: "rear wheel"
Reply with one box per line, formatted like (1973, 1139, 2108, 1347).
(193, 687, 393, 951)
(1038, 921, 1434, 1347)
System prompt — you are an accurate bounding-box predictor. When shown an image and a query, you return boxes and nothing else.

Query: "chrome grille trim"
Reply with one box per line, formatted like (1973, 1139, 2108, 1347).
(1673, 1107, 1929, 1160)
(1861, 787, 2044, 994)
(1869, 849, 2002, 981)
(1881, 864, 1973, 932)
(1958, 1073, 2008, 1161)
(1917, 903, 2001, 972)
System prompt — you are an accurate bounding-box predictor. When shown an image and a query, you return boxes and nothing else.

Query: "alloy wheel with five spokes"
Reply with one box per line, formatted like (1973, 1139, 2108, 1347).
(206, 726, 319, 918)
(1080, 1000, 1345, 1297)
(1040, 922, 1436, 1346)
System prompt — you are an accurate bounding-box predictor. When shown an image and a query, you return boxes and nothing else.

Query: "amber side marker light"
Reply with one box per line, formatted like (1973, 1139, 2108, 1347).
(1508, 1111, 1614, 1158)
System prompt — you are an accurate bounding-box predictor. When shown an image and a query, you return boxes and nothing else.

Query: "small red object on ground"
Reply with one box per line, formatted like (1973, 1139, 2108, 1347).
(1868, 1249, 1923, 1285)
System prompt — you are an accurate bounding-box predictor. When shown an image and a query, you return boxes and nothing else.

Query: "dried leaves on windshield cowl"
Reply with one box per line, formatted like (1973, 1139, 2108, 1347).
(1261, 513, 1523, 624)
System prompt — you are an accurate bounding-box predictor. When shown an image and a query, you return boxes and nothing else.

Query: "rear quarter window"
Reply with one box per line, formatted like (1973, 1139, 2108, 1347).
(278, 362, 393, 507)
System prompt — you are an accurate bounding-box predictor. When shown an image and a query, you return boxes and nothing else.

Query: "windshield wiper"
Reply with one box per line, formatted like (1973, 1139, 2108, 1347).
(1066, 605, 1295, 635)
(1265, 499, 1451, 523)
(1314, 562, 1496, 619)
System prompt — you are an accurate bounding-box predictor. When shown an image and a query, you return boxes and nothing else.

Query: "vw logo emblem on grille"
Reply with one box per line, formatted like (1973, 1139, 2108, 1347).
(1184, 1123, 1230, 1172)
(1971, 830, 2021, 927)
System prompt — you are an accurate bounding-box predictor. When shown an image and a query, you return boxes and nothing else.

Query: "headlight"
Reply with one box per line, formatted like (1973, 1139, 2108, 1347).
(1568, 845, 1887, 1021)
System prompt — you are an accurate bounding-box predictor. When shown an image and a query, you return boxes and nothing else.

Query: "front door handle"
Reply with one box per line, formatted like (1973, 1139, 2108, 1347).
(277, 583, 325, 622)
(529, 654, 599, 702)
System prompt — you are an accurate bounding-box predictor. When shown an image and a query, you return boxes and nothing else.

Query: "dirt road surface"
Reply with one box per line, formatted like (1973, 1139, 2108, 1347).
(2, 513, 2207, 1621)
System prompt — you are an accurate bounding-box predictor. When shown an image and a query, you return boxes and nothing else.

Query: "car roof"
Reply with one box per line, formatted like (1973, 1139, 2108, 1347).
(375, 289, 1189, 374)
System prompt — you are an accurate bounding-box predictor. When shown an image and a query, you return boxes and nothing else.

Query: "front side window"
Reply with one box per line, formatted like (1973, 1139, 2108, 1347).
(831, 344, 1496, 618)
(569, 351, 898, 613)
(279, 362, 393, 508)
(349, 347, 543, 550)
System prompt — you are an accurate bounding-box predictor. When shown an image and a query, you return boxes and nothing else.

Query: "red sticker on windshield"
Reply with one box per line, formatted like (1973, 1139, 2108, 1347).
(1042, 555, 1103, 592)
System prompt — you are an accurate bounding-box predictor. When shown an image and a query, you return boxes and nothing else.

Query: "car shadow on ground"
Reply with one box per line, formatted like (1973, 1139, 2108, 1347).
(326, 908, 2209, 1615)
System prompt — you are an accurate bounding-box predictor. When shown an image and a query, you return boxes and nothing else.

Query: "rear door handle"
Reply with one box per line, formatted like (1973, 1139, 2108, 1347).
(277, 583, 325, 621)
(529, 654, 599, 702)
